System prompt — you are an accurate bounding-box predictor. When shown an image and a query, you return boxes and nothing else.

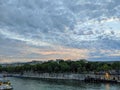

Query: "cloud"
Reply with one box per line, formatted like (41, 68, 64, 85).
(88, 49, 120, 61)
(0, 29, 53, 47)
(0, 0, 120, 62)
(0, 44, 89, 62)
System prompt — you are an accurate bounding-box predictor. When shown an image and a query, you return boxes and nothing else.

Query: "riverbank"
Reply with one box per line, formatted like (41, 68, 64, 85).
(10, 72, 120, 83)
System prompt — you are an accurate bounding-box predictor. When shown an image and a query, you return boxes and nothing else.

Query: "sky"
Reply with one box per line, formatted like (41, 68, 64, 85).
(0, 0, 120, 63)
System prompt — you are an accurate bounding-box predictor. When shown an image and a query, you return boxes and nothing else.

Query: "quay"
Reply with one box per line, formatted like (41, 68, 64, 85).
(8, 72, 120, 83)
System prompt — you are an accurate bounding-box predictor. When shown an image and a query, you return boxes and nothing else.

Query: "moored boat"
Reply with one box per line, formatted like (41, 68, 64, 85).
(0, 79, 13, 90)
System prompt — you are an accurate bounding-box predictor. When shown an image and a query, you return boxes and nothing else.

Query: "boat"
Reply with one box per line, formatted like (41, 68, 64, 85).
(0, 79, 13, 90)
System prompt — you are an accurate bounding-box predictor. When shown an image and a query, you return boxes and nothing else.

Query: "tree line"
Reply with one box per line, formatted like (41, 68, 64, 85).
(0, 60, 120, 74)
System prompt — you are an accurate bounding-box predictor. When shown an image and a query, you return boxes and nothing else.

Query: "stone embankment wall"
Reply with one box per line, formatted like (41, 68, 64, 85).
(12, 72, 120, 81)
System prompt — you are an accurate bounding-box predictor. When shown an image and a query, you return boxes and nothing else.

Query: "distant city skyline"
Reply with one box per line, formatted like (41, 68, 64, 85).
(0, 0, 120, 63)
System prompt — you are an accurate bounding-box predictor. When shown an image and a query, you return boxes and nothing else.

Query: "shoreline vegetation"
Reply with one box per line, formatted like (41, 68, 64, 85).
(0, 60, 120, 83)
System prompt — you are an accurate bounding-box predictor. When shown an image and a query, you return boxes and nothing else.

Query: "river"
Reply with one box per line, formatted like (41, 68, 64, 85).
(8, 77, 119, 90)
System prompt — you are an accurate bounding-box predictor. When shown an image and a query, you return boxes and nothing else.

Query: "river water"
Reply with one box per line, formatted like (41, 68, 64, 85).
(8, 77, 119, 90)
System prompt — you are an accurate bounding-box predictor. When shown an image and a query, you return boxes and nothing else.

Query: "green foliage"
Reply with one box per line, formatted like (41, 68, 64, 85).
(1, 60, 120, 74)
(59, 61, 70, 72)
(112, 62, 120, 70)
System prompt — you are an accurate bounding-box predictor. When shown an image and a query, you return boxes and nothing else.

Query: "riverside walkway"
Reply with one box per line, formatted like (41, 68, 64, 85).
(10, 73, 120, 83)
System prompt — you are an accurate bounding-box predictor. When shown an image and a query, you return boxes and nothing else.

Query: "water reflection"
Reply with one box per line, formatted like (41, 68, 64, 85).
(8, 77, 120, 90)
(105, 83, 110, 90)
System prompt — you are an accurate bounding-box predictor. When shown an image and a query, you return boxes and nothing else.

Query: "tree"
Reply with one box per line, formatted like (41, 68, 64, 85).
(59, 62, 70, 72)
